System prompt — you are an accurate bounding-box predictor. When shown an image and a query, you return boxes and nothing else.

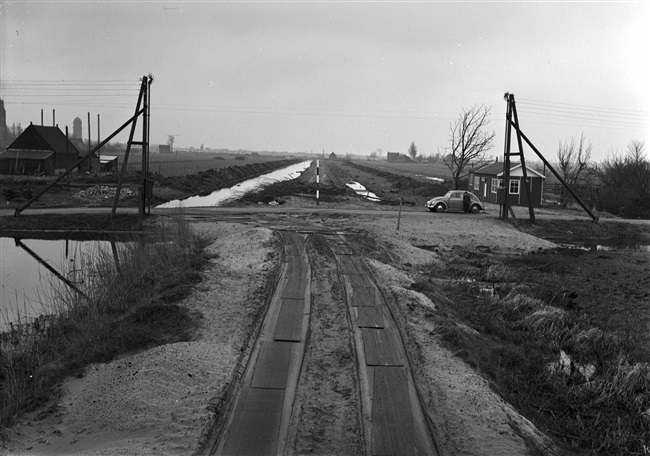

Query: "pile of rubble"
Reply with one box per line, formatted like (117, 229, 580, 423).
(74, 185, 136, 200)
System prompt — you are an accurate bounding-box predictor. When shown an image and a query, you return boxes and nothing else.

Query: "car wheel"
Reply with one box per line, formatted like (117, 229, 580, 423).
(434, 203, 445, 212)
(470, 204, 480, 214)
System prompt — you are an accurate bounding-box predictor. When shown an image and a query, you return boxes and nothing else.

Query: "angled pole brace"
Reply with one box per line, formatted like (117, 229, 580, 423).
(510, 120, 598, 222)
(111, 76, 148, 217)
(15, 108, 144, 216)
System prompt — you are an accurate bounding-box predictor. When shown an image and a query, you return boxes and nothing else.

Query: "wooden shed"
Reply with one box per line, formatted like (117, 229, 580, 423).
(386, 152, 412, 163)
(469, 162, 546, 207)
(0, 124, 81, 175)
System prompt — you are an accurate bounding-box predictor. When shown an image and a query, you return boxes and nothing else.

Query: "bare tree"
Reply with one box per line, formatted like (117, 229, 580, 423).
(625, 141, 650, 197)
(167, 135, 175, 152)
(442, 104, 496, 189)
(594, 141, 649, 217)
(557, 133, 594, 207)
(408, 142, 417, 161)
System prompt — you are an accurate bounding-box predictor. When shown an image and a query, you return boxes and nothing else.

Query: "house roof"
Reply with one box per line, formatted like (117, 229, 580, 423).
(7, 124, 81, 156)
(474, 162, 545, 179)
(100, 155, 118, 164)
(0, 149, 54, 160)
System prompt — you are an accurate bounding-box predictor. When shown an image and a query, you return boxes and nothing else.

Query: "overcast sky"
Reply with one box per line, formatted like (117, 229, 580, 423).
(1, 1, 648, 161)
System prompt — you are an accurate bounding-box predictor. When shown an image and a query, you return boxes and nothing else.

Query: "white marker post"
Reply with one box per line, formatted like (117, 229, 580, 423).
(316, 159, 320, 206)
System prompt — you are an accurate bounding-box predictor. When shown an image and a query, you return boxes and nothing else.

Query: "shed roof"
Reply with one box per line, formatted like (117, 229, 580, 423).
(474, 162, 545, 179)
(99, 155, 118, 164)
(0, 149, 54, 160)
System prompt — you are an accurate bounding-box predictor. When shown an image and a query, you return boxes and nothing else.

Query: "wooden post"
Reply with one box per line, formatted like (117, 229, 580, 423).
(397, 198, 403, 231)
(316, 159, 320, 206)
(87, 112, 92, 172)
(112, 77, 146, 218)
(510, 94, 535, 224)
(97, 114, 101, 159)
(501, 94, 513, 220)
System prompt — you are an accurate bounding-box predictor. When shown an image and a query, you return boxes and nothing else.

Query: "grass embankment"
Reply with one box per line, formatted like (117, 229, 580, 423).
(0, 215, 209, 431)
(414, 243, 650, 454)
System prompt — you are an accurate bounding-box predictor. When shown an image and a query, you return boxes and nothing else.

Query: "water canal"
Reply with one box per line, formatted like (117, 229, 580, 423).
(157, 160, 312, 208)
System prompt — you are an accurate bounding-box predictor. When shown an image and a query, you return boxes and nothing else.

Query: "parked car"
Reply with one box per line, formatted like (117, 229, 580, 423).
(425, 191, 484, 213)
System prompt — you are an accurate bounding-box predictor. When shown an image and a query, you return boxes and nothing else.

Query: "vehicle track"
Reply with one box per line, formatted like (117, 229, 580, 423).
(211, 228, 437, 455)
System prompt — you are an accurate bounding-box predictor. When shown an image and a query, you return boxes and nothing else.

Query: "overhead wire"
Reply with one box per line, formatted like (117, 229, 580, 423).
(515, 98, 649, 134)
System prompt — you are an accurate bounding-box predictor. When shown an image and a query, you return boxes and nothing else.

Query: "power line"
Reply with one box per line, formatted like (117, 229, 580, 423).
(518, 98, 649, 117)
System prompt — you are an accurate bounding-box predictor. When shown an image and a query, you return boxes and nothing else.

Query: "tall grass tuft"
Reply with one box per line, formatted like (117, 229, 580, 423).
(0, 214, 208, 431)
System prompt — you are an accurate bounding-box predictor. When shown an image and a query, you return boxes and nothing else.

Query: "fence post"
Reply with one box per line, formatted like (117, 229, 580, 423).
(397, 198, 403, 231)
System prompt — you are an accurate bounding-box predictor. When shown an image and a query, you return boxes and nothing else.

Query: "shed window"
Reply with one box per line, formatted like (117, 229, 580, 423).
(491, 178, 498, 193)
(474, 176, 480, 190)
(509, 179, 520, 195)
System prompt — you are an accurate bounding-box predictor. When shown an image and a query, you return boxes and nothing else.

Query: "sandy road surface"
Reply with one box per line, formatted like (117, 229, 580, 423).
(3, 207, 565, 456)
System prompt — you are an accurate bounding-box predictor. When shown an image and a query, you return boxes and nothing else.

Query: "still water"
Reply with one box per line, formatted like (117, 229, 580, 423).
(157, 160, 312, 208)
(0, 238, 110, 330)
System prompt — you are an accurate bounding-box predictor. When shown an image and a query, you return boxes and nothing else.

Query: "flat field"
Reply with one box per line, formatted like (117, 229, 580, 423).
(114, 152, 306, 177)
(352, 160, 452, 181)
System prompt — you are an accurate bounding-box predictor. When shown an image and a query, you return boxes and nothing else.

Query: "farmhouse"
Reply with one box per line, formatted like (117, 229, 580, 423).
(469, 161, 546, 207)
(386, 152, 412, 163)
(0, 124, 82, 176)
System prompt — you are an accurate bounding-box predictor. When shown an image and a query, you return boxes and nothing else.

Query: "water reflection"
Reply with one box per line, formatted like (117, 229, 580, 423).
(157, 160, 312, 208)
(0, 237, 116, 330)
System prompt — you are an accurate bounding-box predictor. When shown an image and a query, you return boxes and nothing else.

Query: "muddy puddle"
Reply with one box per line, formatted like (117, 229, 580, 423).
(157, 160, 312, 208)
(346, 181, 381, 202)
(562, 242, 650, 252)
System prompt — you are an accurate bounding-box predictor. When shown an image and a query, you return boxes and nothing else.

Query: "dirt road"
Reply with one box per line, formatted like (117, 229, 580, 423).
(3, 159, 649, 455)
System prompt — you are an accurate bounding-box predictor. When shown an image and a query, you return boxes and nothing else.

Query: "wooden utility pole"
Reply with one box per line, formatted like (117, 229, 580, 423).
(501, 93, 598, 222)
(111, 75, 151, 219)
(97, 114, 101, 158)
(87, 112, 92, 172)
(16, 79, 149, 216)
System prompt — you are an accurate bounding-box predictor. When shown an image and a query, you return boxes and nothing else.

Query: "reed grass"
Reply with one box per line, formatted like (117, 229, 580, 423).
(0, 214, 208, 431)
(414, 254, 650, 454)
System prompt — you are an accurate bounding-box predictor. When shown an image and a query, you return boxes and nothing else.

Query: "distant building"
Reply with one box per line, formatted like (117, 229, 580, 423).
(99, 155, 119, 174)
(329, 152, 337, 160)
(0, 124, 81, 175)
(386, 152, 412, 163)
(159, 144, 172, 154)
(73, 117, 82, 139)
(469, 161, 546, 207)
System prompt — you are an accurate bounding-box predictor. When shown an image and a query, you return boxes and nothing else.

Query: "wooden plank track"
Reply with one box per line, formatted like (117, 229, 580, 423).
(361, 327, 403, 366)
(282, 231, 304, 257)
(347, 273, 376, 289)
(332, 244, 354, 255)
(372, 367, 415, 456)
(282, 256, 307, 299)
(274, 299, 304, 342)
(251, 341, 292, 389)
(356, 307, 384, 328)
(337, 255, 367, 275)
(220, 387, 285, 455)
(348, 284, 379, 307)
